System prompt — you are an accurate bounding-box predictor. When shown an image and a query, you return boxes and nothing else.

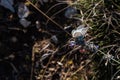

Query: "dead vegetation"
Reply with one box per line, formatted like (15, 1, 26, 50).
(0, 0, 120, 80)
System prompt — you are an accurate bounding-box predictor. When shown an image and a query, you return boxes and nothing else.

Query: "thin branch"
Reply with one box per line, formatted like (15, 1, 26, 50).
(27, 0, 71, 36)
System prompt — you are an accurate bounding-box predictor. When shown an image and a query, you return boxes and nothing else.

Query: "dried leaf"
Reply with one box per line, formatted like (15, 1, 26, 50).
(48, 68, 55, 71)
(69, 41, 76, 47)
(86, 42, 99, 52)
(51, 35, 58, 44)
(57, 62, 63, 66)
(65, 7, 77, 19)
(72, 25, 89, 37)
(18, 3, 30, 19)
(0, 0, 15, 12)
(19, 19, 31, 28)
(67, 60, 73, 65)
(40, 53, 51, 62)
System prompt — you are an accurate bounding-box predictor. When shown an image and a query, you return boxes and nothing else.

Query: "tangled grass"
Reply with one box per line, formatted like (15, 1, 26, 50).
(73, 0, 120, 80)
(28, 0, 120, 80)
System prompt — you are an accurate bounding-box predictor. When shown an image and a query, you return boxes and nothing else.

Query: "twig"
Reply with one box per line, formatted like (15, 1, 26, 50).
(30, 44, 36, 80)
(41, 48, 58, 80)
(100, 44, 118, 50)
(46, 5, 71, 24)
(10, 63, 18, 73)
(27, 0, 71, 36)
(45, 1, 78, 24)
(71, 59, 92, 76)
(45, 3, 67, 14)
(63, 67, 71, 80)
(111, 69, 120, 80)
(60, 45, 81, 62)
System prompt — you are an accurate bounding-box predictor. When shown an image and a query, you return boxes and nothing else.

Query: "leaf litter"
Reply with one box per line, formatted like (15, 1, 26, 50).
(0, 0, 120, 80)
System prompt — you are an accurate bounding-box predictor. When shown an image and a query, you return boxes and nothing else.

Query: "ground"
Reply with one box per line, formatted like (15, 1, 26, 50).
(0, 0, 120, 80)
